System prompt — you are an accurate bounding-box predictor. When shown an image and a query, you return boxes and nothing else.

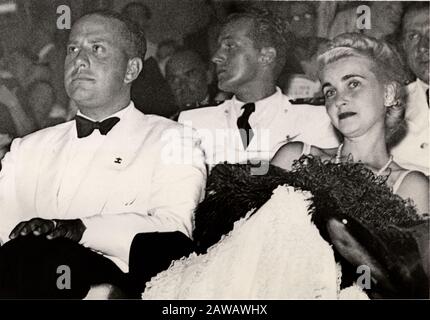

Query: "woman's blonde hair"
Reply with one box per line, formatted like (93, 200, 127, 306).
(317, 33, 408, 148)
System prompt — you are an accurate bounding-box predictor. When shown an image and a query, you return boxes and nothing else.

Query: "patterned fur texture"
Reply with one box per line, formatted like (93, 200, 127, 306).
(193, 156, 429, 298)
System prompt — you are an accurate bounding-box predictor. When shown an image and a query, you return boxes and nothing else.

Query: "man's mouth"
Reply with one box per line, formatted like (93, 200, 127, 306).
(217, 68, 227, 77)
(338, 112, 357, 120)
(72, 76, 94, 82)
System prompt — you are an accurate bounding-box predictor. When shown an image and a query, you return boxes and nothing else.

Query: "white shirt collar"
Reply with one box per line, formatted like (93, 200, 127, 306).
(416, 78, 429, 92)
(76, 101, 134, 122)
(231, 87, 283, 111)
(230, 87, 286, 129)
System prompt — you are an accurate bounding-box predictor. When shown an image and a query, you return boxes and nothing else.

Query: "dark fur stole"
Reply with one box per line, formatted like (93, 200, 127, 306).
(193, 156, 428, 298)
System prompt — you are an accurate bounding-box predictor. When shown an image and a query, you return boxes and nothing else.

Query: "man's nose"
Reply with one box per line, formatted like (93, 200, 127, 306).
(211, 48, 225, 65)
(417, 32, 429, 52)
(74, 49, 90, 70)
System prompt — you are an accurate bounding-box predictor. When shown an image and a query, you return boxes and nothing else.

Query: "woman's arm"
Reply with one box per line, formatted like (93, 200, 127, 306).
(271, 142, 305, 171)
(396, 171, 429, 215)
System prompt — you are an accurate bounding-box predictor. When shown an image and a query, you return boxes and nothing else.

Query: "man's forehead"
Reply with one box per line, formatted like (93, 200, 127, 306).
(169, 56, 202, 73)
(220, 17, 253, 39)
(69, 15, 122, 41)
(403, 10, 430, 30)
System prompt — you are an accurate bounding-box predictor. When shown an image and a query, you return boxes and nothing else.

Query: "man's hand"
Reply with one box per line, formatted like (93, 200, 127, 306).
(46, 219, 86, 242)
(9, 218, 86, 242)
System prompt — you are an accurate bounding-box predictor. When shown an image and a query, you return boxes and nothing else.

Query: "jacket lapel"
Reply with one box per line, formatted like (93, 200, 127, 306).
(35, 123, 75, 218)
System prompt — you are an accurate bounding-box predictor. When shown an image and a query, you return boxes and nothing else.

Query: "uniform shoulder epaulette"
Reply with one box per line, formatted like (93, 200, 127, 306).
(289, 97, 325, 106)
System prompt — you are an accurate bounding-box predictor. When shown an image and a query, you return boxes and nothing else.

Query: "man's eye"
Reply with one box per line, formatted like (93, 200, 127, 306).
(348, 80, 360, 89)
(67, 46, 78, 54)
(223, 42, 235, 50)
(408, 32, 420, 41)
(92, 45, 104, 54)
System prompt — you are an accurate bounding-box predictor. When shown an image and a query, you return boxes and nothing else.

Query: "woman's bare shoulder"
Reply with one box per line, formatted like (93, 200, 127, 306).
(271, 142, 304, 171)
(272, 143, 337, 171)
(396, 170, 429, 215)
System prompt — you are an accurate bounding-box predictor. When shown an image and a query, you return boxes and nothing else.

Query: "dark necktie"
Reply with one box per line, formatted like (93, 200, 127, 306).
(75, 115, 120, 138)
(237, 103, 255, 149)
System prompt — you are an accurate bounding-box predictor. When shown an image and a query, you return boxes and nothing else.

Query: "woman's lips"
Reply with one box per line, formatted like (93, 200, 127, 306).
(338, 112, 357, 120)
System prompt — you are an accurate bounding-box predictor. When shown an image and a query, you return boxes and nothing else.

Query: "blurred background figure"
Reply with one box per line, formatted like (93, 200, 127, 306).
(317, 1, 403, 40)
(280, 37, 328, 102)
(0, 48, 39, 139)
(83, 0, 114, 13)
(285, 1, 317, 39)
(5, 48, 51, 92)
(156, 39, 178, 77)
(391, 2, 429, 176)
(121, 1, 157, 60)
(29, 19, 68, 119)
(121, 1, 177, 118)
(27, 80, 64, 129)
(165, 49, 219, 120)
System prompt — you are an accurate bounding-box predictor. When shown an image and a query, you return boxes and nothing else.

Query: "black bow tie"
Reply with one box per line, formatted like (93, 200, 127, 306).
(75, 115, 120, 138)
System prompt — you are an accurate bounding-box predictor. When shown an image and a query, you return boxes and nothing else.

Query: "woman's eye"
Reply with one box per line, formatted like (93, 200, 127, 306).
(348, 80, 360, 89)
(324, 89, 336, 98)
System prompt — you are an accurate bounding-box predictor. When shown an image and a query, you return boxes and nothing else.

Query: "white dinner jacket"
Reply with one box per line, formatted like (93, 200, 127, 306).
(0, 104, 206, 271)
(179, 89, 339, 165)
(391, 80, 429, 175)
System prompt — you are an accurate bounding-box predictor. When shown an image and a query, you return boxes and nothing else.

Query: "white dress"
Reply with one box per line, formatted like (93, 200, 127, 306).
(142, 186, 368, 300)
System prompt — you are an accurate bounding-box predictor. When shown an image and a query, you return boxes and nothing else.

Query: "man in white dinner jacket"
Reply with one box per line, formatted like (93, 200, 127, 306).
(391, 3, 429, 176)
(0, 11, 206, 298)
(179, 8, 339, 168)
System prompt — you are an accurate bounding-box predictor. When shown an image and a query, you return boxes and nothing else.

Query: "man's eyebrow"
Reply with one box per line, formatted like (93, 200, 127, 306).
(88, 37, 111, 44)
(218, 35, 233, 42)
(66, 37, 112, 46)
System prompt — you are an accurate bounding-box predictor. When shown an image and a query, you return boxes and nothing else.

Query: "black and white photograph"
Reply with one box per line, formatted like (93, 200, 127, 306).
(0, 0, 428, 304)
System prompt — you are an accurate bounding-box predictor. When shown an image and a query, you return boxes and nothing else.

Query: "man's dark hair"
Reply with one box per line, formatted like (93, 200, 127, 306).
(225, 7, 294, 78)
(400, 2, 429, 36)
(121, 1, 152, 20)
(80, 10, 146, 60)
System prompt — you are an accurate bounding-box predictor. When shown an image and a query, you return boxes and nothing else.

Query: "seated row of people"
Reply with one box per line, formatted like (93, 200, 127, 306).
(0, 7, 427, 299)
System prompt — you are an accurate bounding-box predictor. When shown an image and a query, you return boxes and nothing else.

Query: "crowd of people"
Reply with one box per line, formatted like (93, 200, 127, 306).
(0, 1, 428, 299)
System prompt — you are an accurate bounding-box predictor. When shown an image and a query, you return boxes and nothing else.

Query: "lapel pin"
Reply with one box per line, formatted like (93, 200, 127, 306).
(114, 157, 122, 164)
(286, 134, 299, 143)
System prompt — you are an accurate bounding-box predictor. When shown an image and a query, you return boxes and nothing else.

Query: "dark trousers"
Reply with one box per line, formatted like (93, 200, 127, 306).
(0, 235, 127, 299)
(128, 231, 195, 295)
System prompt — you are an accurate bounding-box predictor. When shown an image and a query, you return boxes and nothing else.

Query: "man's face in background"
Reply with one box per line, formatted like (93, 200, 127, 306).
(402, 9, 429, 84)
(166, 51, 209, 108)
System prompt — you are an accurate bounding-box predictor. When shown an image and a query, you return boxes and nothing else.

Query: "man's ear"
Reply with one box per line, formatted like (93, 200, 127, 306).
(124, 57, 143, 84)
(384, 82, 397, 107)
(259, 47, 277, 66)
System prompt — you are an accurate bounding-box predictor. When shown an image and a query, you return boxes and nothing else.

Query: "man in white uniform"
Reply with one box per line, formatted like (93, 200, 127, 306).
(179, 9, 339, 168)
